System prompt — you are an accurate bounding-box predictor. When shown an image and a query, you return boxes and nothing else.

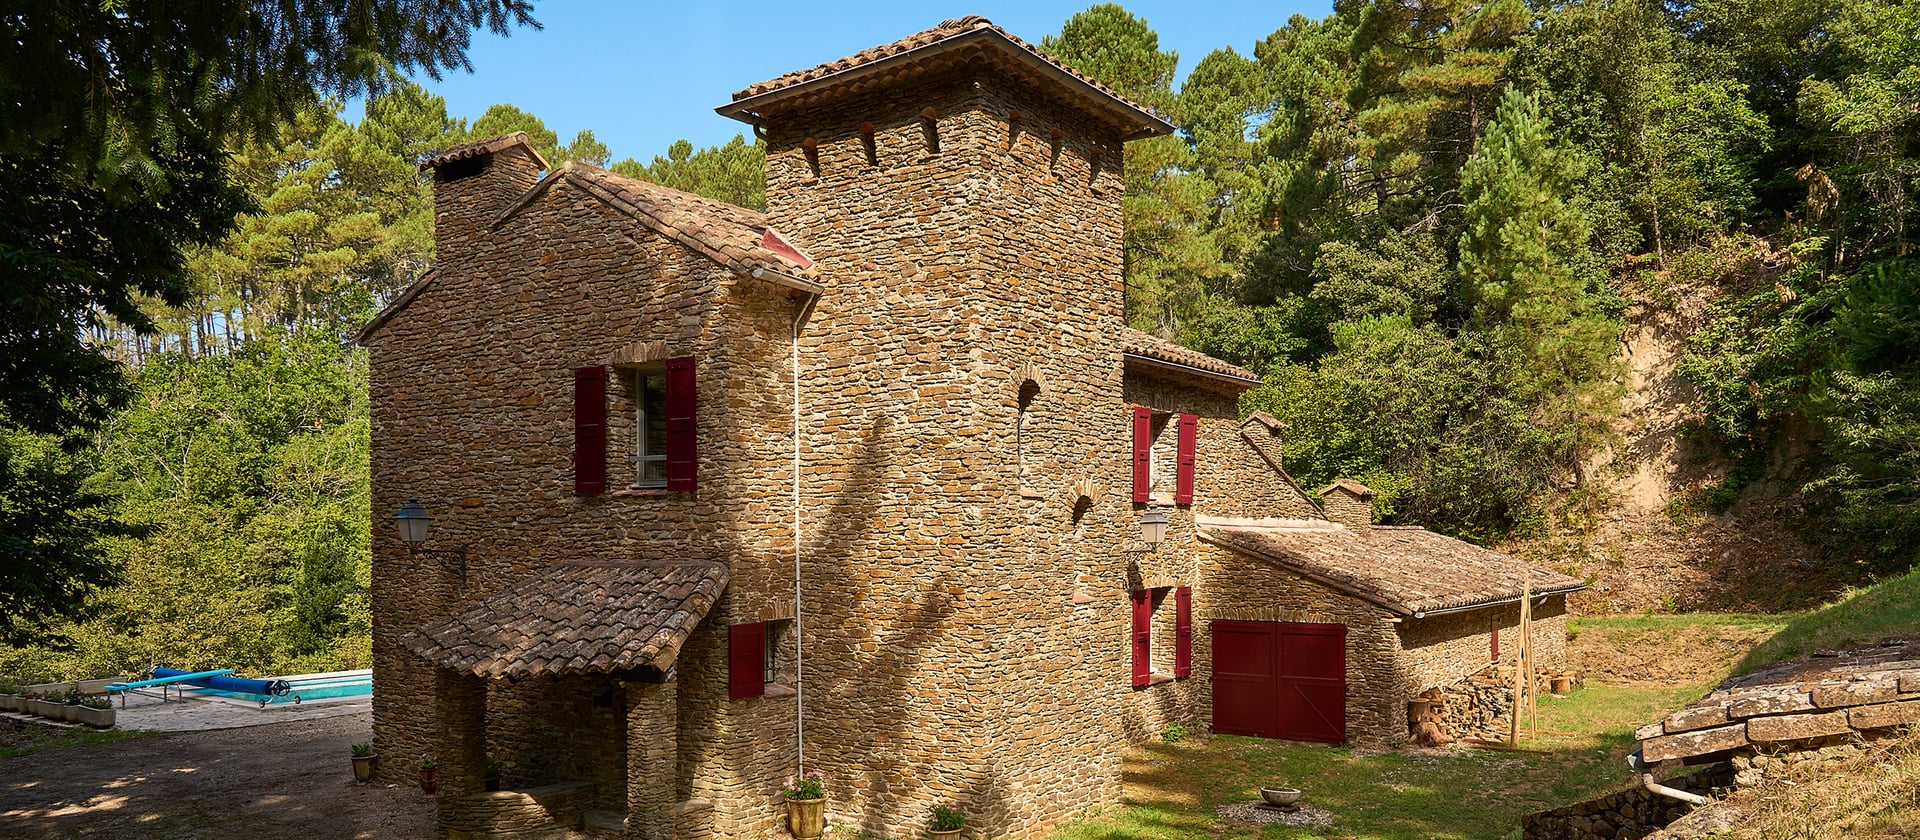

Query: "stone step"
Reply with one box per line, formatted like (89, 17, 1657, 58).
(582, 809, 627, 838)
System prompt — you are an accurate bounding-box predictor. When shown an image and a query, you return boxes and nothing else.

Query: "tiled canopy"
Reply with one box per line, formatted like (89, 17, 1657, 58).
(405, 559, 728, 679)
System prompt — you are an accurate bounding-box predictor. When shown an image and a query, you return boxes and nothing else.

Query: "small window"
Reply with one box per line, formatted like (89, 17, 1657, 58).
(630, 369, 667, 489)
(1016, 380, 1041, 486)
(731, 618, 795, 700)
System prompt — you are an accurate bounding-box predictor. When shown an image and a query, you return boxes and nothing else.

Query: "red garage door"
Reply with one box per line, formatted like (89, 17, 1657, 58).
(1210, 620, 1346, 744)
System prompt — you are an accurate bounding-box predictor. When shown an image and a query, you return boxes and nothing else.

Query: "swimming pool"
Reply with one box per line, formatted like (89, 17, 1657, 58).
(185, 669, 372, 707)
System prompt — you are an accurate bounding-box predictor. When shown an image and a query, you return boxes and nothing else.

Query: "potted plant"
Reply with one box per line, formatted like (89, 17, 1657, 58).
(0, 683, 19, 713)
(784, 770, 826, 839)
(484, 757, 503, 791)
(71, 696, 115, 729)
(351, 742, 378, 783)
(419, 754, 438, 794)
(58, 689, 82, 722)
(930, 805, 966, 839)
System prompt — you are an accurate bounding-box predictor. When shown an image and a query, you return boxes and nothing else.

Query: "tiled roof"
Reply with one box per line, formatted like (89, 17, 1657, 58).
(518, 162, 820, 283)
(1198, 519, 1585, 616)
(404, 560, 728, 679)
(1121, 328, 1261, 386)
(418, 131, 550, 173)
(721, 16, 1173, 140)
(1319, 479, 1376, 498)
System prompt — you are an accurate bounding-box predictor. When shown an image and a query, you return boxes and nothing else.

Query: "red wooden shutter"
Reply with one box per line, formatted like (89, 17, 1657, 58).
(729, 622, 765, 700)
(1174, 413, 1197, 505)
(1131, 406, 1153, 503)
(1491, 626, 1500, 662)
(573, 366, 608, 495)
(1131, 589, 1151, 687)
(664, 356, 697, 492)
(1174, 586, 1193, 678)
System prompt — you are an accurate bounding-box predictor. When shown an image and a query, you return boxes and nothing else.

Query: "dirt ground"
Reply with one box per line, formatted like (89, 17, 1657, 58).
(0, 711, 435, 839)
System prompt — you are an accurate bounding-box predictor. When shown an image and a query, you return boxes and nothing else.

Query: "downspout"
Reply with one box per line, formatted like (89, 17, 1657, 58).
(790, 291, 819, 775)
(1629, 750, 1713, 806)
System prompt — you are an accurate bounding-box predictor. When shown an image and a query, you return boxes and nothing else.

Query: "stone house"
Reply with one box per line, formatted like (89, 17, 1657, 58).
(359, 16, 1584, 840)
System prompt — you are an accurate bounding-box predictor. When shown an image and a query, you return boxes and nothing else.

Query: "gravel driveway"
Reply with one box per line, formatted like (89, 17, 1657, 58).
(0, 711, 436, 839)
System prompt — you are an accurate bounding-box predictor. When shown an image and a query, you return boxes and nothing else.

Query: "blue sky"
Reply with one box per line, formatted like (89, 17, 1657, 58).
(384, 1, 1331, 163)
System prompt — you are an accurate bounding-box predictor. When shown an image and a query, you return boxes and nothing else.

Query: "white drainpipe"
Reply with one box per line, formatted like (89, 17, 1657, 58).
(789, 291, 818, 775)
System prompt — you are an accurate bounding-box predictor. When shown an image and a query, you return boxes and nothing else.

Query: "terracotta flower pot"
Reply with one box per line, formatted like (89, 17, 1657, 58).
(352, 754, 378, 783)
(786, 796, 826, 839)
(932, 829, 963, 839)
(419, 768, 437, 794)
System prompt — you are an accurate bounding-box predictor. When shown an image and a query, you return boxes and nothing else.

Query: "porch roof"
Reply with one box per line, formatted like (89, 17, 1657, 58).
(404, 559, 727, 679)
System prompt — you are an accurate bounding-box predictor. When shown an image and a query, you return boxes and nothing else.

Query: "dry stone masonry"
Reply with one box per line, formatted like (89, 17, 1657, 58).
(363, 16, 1584, 840)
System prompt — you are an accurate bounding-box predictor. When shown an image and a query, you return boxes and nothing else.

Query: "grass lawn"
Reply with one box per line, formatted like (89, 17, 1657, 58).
(1739, 565, 1920, 672)
(1053, 614, 1778, 840)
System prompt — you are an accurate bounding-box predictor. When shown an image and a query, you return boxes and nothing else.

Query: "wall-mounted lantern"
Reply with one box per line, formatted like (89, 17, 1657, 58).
(1139, 509, 1169, 549)
(393, 497, 467, 577)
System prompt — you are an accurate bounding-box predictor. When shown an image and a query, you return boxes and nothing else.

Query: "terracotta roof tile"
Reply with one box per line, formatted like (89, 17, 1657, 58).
(722, 16, 1172, 140)
(519, 162, 819, 282)
(418, 132, 550, 174)
(1319, 479, 1377, 498)
(403, 560, 727, 679)
(1199, 519, 1585, 616)
(1121, 328, 1260, 386)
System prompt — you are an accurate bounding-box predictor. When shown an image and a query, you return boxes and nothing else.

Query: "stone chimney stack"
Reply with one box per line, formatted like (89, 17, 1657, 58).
(1318, 480, 1376, 530)
(420, 132, 548, 274)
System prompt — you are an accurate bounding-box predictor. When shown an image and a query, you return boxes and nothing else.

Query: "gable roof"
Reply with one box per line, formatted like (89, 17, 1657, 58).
(1319, 479, 1376, 498)
(718, 16, 1174, 141)
(418, 131, 550, 174)
(404, 559, 727, 679)
(502, 161, 822, 287)
(1121, 328, 1261, 388)
(1198, 518, 1586, 617)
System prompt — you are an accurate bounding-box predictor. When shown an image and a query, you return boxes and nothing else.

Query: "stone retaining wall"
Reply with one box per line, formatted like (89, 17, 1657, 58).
(1522, 764, 1734, 840)
(444, 781, 596, 840)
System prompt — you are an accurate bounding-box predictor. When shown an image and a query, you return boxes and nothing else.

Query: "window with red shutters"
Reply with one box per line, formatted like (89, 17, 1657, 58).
(664, 356, 696, 492)
(1131, 589, 1152, 687)
(1132, 406, 1153, 503)
(729, 621, 765, 700)
(1174, 413, 1197, 505)
(1174, 586, 1193, 678)
(573, 366, 608, 495)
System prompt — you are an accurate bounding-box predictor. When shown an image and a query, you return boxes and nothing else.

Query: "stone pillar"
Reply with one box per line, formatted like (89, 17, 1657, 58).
(435, 670, 489, 830)
(623, 678, 677, 840)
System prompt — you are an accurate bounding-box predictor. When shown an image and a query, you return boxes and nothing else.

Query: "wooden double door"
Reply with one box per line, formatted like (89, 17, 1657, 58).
(1210, 620, 1347, 744)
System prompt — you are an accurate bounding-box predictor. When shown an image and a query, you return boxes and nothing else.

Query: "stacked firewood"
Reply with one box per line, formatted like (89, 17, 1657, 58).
(1410, 665, 1585, 745)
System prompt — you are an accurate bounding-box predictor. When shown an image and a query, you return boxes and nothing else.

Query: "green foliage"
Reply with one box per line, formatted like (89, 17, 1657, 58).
(612, 135, 767, 210)
(352, 742, 373, 758)
(1160, 723, 1189, 743)
(930, 805, 966, 830)
(0, 429, 127, 646)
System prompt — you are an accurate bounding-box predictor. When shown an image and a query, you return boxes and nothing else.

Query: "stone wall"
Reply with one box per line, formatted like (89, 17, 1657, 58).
(443, 781, 598, 840)
(1522, 764, 1733, 840)
(1397, 597, 1571, 695)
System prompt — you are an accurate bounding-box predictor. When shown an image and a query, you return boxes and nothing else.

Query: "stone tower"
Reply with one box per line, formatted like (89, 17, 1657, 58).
(719, 16, 1174, 838)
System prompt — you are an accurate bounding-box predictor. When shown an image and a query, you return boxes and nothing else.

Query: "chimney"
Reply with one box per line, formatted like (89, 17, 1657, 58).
(1317, 480, 1375, 530)
(419, 132, 548, 272)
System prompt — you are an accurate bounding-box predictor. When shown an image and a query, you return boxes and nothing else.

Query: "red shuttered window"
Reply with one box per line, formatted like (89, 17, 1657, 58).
(573, 366, 609, 495)
(1131, 589, 1152, 687)
(729, 621, 765, 700)
(1131, 406, 1153, 503)
(664, 356, 697, 492)
(1174, 586, 1193, 678)
(1174, 413, 1197, 505)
